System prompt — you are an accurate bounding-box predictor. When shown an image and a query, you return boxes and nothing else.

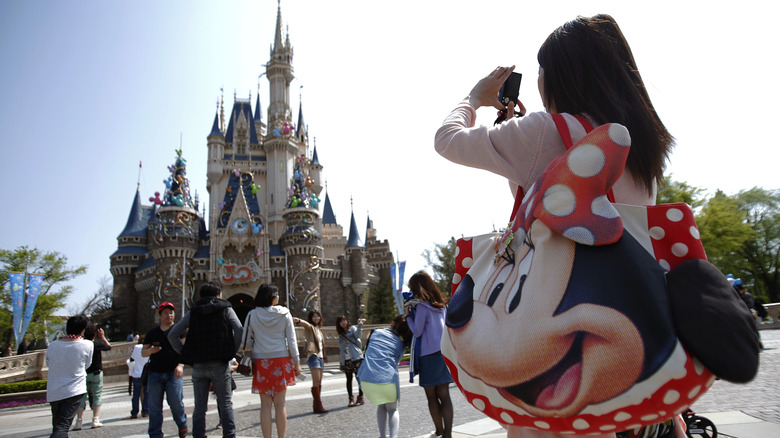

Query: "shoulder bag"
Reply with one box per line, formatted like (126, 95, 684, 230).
(236, 312, 254, 377)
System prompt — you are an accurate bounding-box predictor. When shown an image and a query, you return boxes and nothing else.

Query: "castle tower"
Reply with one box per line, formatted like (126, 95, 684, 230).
(145, 150, 200, 326)
(110, 189, 153, 335)
(263, 3, 298, 242)
(344, 209, 369, 318)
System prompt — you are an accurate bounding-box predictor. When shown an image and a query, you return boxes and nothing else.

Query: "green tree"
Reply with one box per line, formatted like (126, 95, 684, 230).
(656, 175, 705, 209)
(0, 246, 87, 349)
(422, 237, 457, 298)
(366, 276, 398, 324)
(696, 191, 755, 273)
(734, 188, 780, 301)
(694, 187, 780, 302)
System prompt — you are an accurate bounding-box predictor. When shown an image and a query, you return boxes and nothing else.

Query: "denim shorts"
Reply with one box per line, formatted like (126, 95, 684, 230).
(307, 354, 324, 369)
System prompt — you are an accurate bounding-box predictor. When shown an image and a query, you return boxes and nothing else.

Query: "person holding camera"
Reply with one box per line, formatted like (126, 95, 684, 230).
(73, 323, 111, 430)
(405, 271, 453, 438)
(434, 13, 679, 438)
(336, 315, 365, 407)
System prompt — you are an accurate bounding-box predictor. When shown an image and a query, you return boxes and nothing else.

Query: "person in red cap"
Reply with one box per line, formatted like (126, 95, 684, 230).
(142, 302, 187, 438)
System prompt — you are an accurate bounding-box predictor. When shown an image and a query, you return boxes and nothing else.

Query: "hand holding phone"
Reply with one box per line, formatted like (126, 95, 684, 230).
(495, 72, 523, 124)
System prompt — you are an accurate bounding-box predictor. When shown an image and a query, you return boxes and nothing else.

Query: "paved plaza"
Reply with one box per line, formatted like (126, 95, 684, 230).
(1, 329, 778, 438)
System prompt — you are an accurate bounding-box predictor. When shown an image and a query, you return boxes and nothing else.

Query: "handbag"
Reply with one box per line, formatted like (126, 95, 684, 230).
(441, 117, 759, 434)
(236, 312, 254, 377)
(236, 355, 253, 377)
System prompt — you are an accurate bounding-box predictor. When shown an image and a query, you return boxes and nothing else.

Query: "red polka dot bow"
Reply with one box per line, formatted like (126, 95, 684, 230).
(513, 123, 631, 246)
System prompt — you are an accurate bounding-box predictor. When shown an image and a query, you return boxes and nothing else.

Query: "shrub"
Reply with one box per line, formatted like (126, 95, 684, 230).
(0, 380, 47, 394)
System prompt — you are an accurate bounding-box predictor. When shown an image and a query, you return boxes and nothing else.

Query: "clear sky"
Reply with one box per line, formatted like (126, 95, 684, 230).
(1, 0, 777, 311)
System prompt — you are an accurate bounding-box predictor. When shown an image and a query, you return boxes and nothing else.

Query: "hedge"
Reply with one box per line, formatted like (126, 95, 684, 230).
(0, 380, 47, 394)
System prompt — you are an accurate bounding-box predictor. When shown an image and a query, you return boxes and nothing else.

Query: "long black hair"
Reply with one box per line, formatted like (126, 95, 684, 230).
(537, 14, 673, 195)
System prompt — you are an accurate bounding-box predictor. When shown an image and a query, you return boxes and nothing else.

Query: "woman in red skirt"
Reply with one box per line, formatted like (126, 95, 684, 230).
(243, 284, 303, 438)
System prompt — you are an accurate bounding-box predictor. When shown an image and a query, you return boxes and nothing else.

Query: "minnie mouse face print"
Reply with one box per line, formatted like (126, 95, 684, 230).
(439, 124, 739, 434)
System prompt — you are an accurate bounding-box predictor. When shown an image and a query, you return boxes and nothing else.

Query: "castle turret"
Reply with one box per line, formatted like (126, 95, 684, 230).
(344, 209, 369, 317)
(262, 2, 299, 242)
(147, 150, 200, 325)
(310, 144, 323, 197)
(111, 188, 153, 335)
(279, 149, 324, 314)
(207, 109, 225, 192)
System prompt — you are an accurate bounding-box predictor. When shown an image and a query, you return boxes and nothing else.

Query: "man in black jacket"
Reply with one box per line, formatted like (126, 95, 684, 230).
(169, 282, 243, 438)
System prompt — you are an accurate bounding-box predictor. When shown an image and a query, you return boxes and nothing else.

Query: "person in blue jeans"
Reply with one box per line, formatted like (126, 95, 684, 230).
(169, 282, 243, 438)
(143, 302, 187, 438)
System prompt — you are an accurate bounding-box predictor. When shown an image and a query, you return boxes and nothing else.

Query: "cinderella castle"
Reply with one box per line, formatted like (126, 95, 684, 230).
(110, 4, 394, 333)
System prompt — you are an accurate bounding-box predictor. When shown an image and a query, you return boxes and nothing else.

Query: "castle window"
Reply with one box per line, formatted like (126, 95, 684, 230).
(117, 256, 123, 261)
(134, 237, 140, 242)
(132, 256, 138, 261)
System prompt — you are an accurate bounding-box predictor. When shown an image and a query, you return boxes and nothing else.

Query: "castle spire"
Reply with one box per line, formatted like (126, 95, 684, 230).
(209, 107, 223, 137)
(346, 199, 362, 248)
(296, 89, 307, 141)
(119, 188, 149, 237)
(274, 0, 284, 52)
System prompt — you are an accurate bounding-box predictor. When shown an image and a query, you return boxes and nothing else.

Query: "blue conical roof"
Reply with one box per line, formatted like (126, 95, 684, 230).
(119, 190, 151, 237)
(311, 145, 320, 166)
(209, 111, 222, 137)
(365, 214, 371, 248)
(254, 94, 262, 122)
(346, 211, 362, 248)
(322, 193, 337, 225)
(296, 101, 306, 139)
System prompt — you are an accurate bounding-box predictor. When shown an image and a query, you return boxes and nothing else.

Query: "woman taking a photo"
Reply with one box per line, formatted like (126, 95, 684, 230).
(406, 271, 453, 438)
(243, 284, 303, 438)
(293, 310, 328, 413)
(336, 315, 365, 407)
(434, 13, 682, 438)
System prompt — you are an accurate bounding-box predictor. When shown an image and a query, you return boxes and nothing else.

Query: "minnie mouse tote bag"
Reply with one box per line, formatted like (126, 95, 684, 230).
(441, 123, 759, 434)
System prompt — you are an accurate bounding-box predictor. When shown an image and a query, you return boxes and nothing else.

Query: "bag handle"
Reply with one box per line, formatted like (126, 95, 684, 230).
(239, 312, 252, 353)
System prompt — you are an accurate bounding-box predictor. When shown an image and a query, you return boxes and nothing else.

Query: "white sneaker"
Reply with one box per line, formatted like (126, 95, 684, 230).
(72, 419, 82, 431)
(91, 417, 103, 428)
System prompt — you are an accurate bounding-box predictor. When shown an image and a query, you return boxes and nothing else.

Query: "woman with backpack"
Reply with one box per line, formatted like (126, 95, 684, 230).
(435, 14, 682, 438)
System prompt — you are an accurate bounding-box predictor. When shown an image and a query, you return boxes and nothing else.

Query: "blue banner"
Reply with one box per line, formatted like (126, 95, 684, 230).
(19, 274, 44, 344)
(390, 263, 397, 293)
(9, 272, 24, 345)
(398, 261, 406, 291)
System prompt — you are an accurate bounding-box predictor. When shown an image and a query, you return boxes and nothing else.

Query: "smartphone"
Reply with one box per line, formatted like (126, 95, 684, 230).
(495, 72, 523, 124)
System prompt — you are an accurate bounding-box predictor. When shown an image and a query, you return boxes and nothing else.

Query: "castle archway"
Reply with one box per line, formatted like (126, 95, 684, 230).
(228, 293, 255, 325)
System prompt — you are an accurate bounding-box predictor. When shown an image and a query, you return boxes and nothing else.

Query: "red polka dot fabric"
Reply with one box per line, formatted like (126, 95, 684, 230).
(513, 124, 630, 247)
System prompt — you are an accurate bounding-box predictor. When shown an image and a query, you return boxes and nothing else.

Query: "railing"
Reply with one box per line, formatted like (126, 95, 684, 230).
(0, 325, 377, 385)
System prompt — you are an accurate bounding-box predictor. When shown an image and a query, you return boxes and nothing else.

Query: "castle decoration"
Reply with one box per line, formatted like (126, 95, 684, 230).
(110, 2, 394, 333)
